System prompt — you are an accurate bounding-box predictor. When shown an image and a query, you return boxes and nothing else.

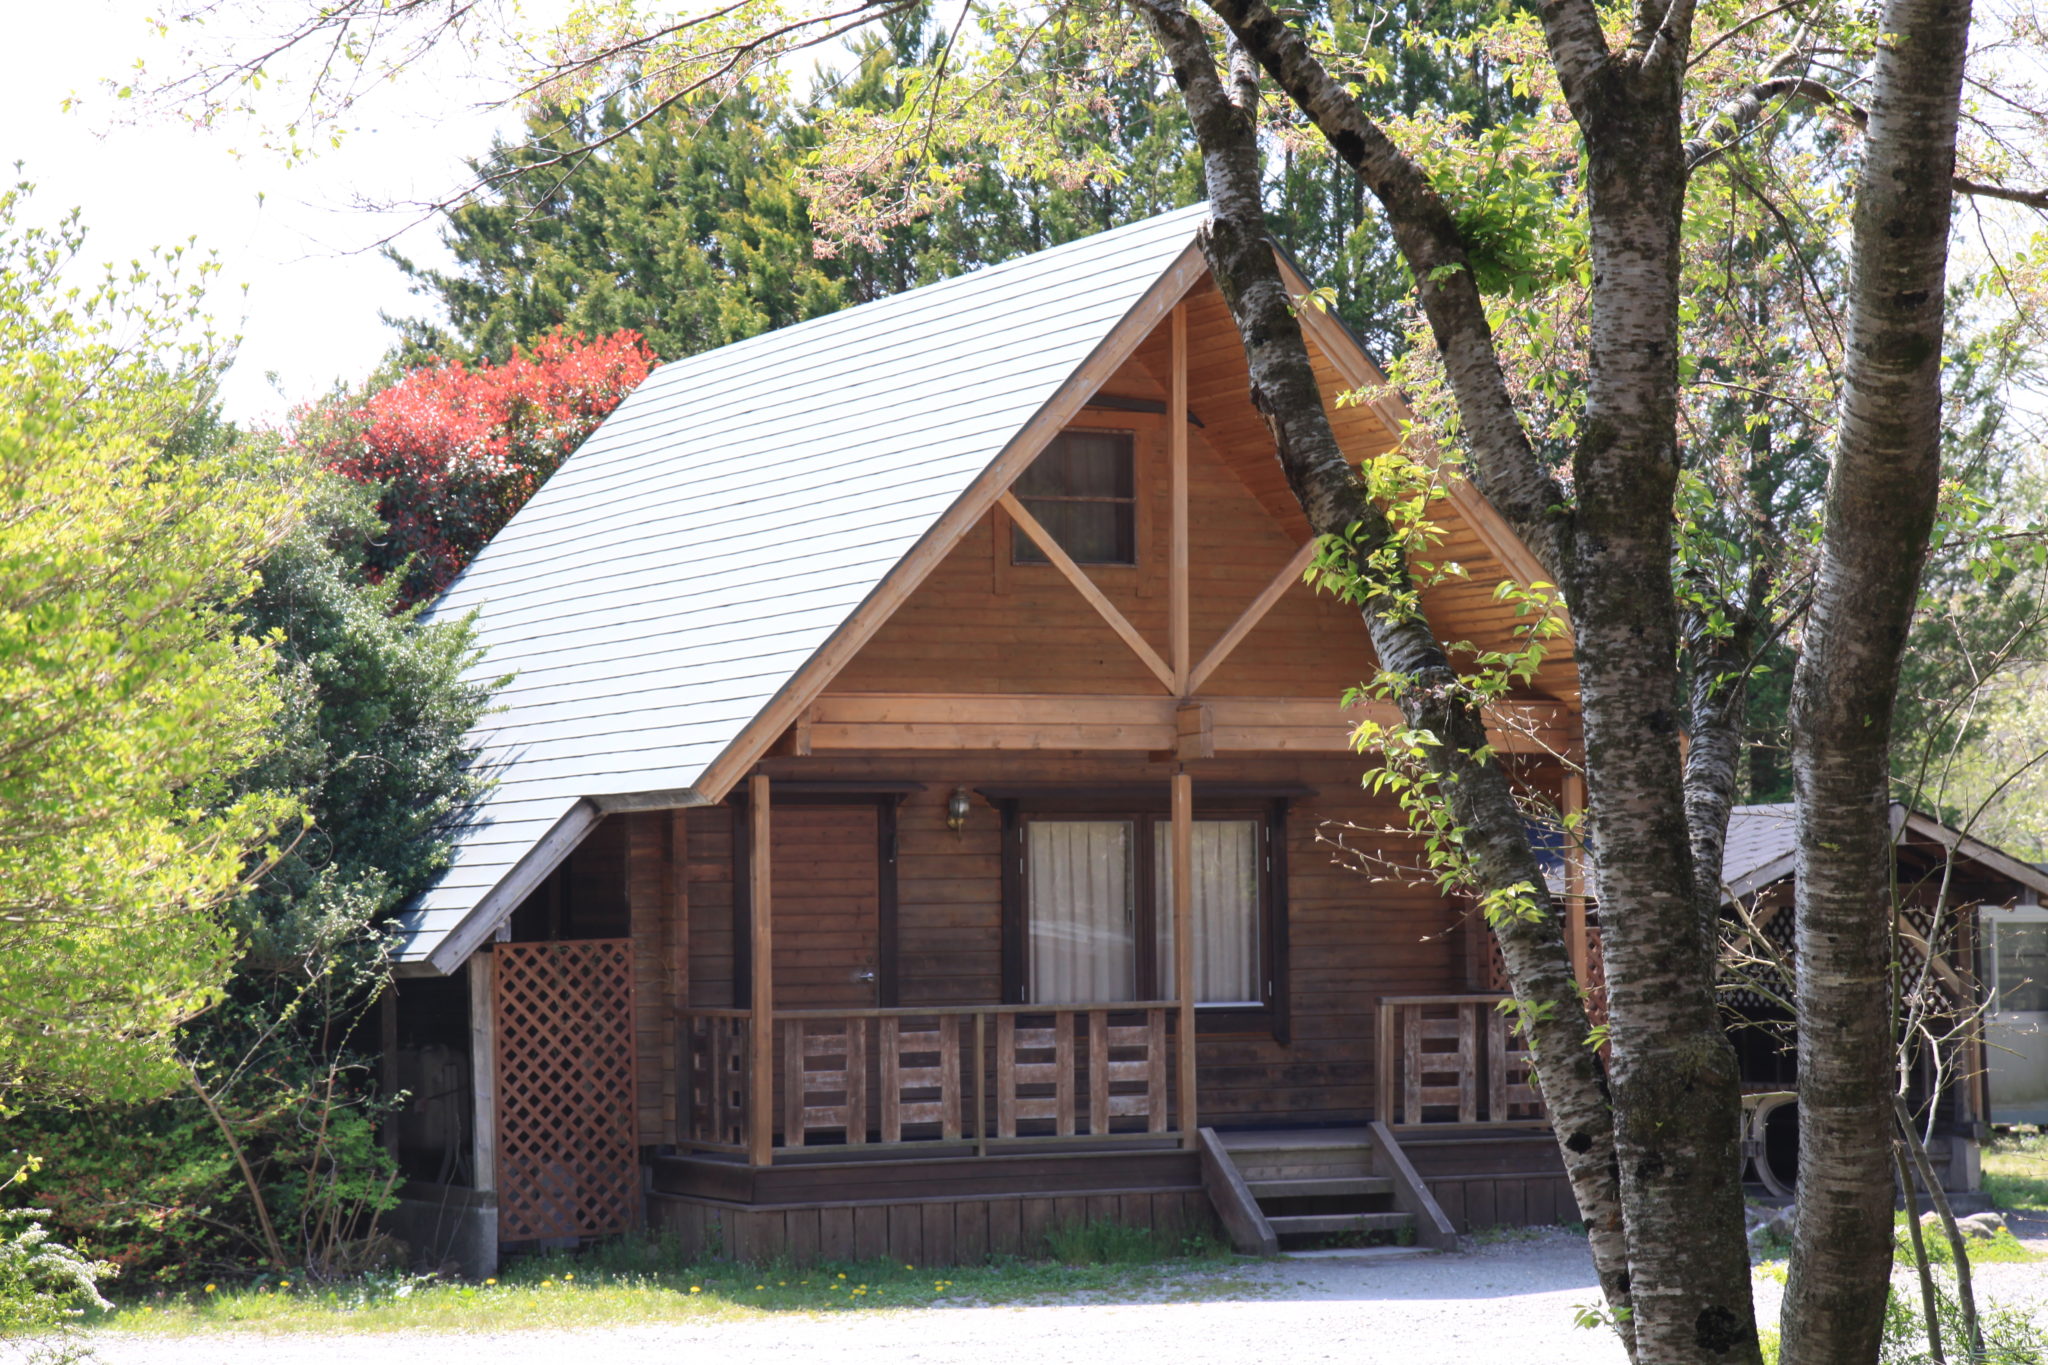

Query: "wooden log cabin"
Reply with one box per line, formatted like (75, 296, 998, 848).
(380, 205, 1595, 1275)
(1717, 802, 2048, 1202)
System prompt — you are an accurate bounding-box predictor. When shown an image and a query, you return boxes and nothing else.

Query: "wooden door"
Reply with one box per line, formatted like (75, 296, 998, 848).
(770, 803, 882, 1010)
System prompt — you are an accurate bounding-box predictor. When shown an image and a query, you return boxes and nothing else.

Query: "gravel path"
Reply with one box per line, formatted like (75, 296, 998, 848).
(76, 1228, 2048, 1365)
(87, 1234, 1630, 1365)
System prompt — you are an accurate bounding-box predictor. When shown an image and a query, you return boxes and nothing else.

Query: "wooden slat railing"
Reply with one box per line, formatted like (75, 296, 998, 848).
(1376, 994, 1549, 1129)
(679, 1002, 1185, 1161)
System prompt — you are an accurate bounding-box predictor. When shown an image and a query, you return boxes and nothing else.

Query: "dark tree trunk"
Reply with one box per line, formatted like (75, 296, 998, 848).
(1780, 0, 1973, 1355)
(1135, 0, 1635, 1340)
(1199, 0, 1763, 1355)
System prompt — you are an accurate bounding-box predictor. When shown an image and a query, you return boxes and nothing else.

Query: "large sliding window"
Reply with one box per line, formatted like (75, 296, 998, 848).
(1025, 820, 1138, 1003)
(1153, 818, 1262, 1007)
(1008, 800, 1285, 1029)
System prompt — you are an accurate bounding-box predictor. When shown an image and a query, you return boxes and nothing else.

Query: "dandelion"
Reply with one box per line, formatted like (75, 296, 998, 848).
(484, 1278, 497, 1286)
(564, 1273, 574, 1282)
(203, 1284, 217, 1294)
(778, 1281, 787, 1287)
(690, 1285, 701, 1294)
(755, 1284, 764, 1291)
(837, 1272, 846, 1279)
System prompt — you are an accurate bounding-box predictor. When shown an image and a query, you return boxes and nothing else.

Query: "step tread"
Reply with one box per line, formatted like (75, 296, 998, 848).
(1248, 1176, 1394, 1199)
(1268, 1211, 1415, 1234)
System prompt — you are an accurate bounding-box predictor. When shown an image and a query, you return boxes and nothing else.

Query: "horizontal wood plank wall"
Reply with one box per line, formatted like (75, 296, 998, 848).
(648, 1189, 1216, 1267)
(686, 807, 737, 1008)
(748, 752, 1473, 1128)
(828, 398, 1383, 703)
(624, 811, 680, 1147)
(769, 805, 881, 1010)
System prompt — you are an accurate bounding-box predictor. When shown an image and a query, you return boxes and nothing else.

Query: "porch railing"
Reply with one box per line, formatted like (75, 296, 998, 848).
(1376, 994, 1549, 1128)
(680, 1003, 1186, 1161)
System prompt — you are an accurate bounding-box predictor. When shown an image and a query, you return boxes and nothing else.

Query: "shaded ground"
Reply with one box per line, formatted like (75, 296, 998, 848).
(85, 1234, 1630, 1365)
(70, 1212, 2048, 1365)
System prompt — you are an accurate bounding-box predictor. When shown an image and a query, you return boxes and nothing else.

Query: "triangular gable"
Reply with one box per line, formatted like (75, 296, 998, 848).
(1722, 801, 2048, 902)
(395, 206, 1210, 974)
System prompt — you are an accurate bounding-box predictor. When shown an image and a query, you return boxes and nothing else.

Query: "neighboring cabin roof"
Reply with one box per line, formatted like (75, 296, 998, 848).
(393, 204, 1213, 975)
(1721, 801, 2048, 902)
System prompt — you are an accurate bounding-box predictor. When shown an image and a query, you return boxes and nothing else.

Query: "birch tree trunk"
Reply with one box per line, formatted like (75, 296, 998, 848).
(1780, 0, 1974, 1355)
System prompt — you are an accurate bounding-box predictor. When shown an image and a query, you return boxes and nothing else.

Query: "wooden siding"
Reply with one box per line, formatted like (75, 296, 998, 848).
(748, 753, 1479, 1128)
(1400, 1132, 1574, 1233)
(769, 805, 882, 1010)
(650, 1188, 1215, 1267)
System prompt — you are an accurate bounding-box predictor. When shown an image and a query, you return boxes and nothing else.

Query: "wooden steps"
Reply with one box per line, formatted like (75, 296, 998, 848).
(1267, 1211, 1416, 1236)
(1247, 1176, 1392, 1200)
(1198, 1123, 1459, 1256)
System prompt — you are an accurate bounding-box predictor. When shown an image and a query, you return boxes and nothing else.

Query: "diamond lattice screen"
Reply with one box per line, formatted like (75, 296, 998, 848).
(493, 939, 639, 1241)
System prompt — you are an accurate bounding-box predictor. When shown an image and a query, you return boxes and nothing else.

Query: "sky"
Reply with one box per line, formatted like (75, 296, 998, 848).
(2, 1, 520, 424)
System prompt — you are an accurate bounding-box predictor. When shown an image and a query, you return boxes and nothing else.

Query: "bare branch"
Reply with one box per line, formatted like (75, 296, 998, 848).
(1953, 177, 2048, 210)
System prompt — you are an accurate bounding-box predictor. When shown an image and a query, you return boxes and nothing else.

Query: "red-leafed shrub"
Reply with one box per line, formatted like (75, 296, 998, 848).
(313, 329, 656, 603)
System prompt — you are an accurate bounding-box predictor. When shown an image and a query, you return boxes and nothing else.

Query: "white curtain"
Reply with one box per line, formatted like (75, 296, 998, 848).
(1027, 821, 1136, 1003)
(1155, 820, 1261, 1005)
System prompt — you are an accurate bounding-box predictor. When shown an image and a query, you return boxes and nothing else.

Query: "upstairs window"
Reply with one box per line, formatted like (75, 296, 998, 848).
(1012, 429, 1137, 565)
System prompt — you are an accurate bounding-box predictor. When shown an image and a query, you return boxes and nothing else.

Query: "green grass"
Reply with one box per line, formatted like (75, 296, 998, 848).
(91, 1225, 1253, 1336)
(1984, 1129, 2048, 1212)
(1896, 1211, 2039, 1265)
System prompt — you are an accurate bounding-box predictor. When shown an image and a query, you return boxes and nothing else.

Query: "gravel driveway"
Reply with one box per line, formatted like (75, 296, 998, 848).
(77, 1229, 2048, 1365)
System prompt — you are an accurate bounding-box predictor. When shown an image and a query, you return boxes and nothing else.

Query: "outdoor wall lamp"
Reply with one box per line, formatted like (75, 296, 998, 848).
(946, 787, 972, 836)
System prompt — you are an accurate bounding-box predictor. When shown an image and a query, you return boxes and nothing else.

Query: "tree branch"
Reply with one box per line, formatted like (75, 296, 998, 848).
(1685, 74, 1866, 170)
(1953, 178, 2048, 210)
(1197, 0, 1578, 595)
(1535, 0, 1618, 115)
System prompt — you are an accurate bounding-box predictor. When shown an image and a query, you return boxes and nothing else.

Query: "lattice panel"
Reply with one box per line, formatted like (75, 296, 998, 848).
(1585, 925, 1610, 1033)
(494, 940, 639, 1241)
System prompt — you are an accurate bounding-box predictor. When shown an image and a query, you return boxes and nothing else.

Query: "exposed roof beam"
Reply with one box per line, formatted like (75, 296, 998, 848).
(1188, 539, 1319, 695)
(1001, 491, 1176, 692)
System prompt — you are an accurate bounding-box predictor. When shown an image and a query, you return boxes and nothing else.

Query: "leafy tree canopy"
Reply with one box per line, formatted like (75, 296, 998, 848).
(306, 328, 657, 603)
(0, 182, 301, 1107)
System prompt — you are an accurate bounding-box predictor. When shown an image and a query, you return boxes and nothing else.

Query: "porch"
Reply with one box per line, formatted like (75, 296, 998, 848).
(437, 769, 1585, 1268)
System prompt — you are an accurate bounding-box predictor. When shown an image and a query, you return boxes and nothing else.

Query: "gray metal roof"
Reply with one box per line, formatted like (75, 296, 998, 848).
(1721, 802, 1800, 899)
(394, 203, 1213, 973)
(1721, 801, 2048, 901)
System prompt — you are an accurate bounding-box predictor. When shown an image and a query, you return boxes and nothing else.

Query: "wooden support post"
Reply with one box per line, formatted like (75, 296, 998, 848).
(749, 773, 775, 1167)
(1000, 492, 1176, 691)
(380, 987, 400, 1162)
(1172, 771, 1197, 1149)
(469, 949, 498, 1193)
(1562, 771, 1589, 988)
(1170, 304, 1189, 694)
